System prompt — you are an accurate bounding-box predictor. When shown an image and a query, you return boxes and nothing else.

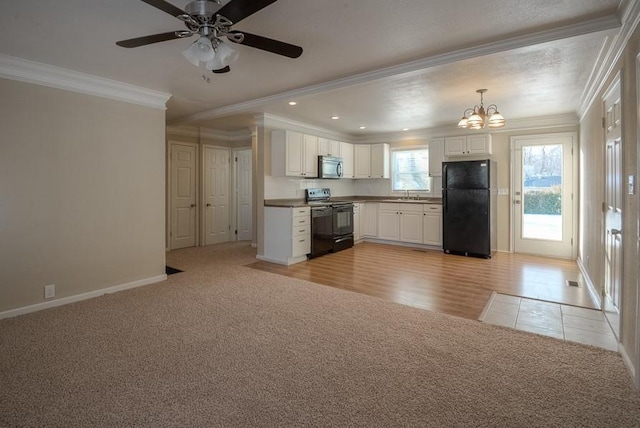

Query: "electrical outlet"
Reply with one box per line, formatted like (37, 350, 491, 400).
(44, 284, 55, 299)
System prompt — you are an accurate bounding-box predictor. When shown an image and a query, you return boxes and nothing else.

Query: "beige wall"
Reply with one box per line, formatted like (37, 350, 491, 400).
(0, 79, 167, 312)
(579, 23, 640, 376)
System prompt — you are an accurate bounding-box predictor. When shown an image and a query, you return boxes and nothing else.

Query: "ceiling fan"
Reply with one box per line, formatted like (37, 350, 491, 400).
(116, 0, 303, 74)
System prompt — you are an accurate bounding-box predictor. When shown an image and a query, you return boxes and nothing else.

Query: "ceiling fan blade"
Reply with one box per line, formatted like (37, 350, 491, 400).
(216, 0, 277, 25)
(212, 66, 231, 74)
(139, 0, 187, 18)
(229, 31, 303, 58)
(116, 31, 187, 48)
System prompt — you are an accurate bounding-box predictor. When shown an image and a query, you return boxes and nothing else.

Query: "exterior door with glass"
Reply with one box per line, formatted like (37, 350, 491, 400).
(512, 133, 576, 258)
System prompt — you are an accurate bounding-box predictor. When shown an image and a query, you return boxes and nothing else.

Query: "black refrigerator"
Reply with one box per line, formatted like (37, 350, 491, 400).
(442, 159, 497, 258)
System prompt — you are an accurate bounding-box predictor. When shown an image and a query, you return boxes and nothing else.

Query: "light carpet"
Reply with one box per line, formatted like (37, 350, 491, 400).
(1, 242, 639, 427)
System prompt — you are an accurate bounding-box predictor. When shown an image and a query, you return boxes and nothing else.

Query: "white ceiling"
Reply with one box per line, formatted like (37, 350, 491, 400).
(0, 0, 626, 137)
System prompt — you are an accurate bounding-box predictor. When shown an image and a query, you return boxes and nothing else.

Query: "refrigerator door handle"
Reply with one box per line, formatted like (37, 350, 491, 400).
(443, 190, 447, 213)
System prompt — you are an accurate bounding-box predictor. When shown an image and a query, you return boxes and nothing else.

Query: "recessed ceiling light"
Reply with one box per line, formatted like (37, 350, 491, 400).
(331, 115, 340, 120)
(359, 126, 366, 130)
(288, 101, 297, 106)
(403, 128, 410, 131)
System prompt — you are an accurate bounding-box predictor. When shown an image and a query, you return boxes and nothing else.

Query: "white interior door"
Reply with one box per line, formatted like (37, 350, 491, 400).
(512, 133, 576, 258)
(603, 76, 622, 338)
(170, 143, 197, 250)
(204, 146, 230, 245)
(234, 149, 253, 241)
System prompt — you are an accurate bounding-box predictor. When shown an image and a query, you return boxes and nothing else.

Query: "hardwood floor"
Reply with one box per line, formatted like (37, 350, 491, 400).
(247, 242, 598, 320)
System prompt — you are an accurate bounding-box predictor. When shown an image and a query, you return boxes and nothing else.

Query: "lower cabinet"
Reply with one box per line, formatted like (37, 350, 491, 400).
(375, 202, 442, 247)
(262, 206, 310, 265)
(423, 204, 443, 246)
(361, 202, 378, 237)
(353, 203, 361, 242)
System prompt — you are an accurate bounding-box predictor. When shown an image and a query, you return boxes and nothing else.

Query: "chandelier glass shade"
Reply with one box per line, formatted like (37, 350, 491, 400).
(182, 36, 239, 69)
(457, 89, 506, 129)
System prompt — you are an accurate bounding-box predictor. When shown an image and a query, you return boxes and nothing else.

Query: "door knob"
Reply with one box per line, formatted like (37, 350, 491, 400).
(190, 204, 196, 208)
(514, 200, 521, 204)
(206, 203, 212, 207)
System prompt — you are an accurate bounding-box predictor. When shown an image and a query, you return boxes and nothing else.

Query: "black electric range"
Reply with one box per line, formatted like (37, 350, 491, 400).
(305, 188, 354, 258)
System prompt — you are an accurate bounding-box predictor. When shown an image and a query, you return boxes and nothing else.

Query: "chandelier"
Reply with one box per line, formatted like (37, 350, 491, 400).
(457, 89, 506, 129)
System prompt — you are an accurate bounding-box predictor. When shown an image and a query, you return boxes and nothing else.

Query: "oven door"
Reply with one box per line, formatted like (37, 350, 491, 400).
(311, 206, 333, 257)
(333, 204, 354, 236)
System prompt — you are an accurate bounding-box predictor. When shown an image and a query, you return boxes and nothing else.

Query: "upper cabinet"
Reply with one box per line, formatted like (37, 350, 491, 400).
(354, 143, 390, 179)
(429, 138, 445, 177)
(318, 138, 341, 157)
(271, 130, 318, 178)
(444, 134, 492, 156)
(340, 141, 354, 178)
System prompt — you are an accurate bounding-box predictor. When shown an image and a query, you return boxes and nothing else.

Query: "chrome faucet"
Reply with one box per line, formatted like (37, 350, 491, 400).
(404, 189, 410, 200)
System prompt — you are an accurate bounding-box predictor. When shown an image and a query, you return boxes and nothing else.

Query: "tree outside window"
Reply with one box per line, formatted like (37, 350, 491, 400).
(392, 148, 430, 192)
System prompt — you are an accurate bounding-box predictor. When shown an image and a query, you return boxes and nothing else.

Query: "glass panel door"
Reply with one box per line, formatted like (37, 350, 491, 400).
(512, 134, 575, 258)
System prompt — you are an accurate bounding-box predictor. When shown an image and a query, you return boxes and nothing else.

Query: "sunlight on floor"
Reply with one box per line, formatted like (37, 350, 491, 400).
(480, 293, 617, 351)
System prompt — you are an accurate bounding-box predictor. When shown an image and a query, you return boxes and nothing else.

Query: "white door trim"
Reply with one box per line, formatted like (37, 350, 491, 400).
(509, 132, 578, 259)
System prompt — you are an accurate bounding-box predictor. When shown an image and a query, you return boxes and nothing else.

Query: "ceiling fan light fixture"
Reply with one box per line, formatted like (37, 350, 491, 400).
(182, 36, 215, 66)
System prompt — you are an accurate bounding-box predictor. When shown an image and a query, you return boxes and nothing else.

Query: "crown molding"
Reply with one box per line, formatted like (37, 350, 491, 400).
(166, 125, 251, 142)
(173, 15, 620, 125)
(166, 125, 200, 138)
(0, 54, 171, 110)
(260, 113, 352, 141)
(199, 127, 252, 142)
(353, 114, 579, 144)
(577, 0, 640, 119)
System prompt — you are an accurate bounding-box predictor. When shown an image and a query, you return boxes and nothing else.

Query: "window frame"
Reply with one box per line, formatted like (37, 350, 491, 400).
(389, 145, 431, 196)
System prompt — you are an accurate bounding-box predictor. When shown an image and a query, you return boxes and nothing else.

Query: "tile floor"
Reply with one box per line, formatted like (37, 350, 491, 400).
(480, 293, 618, 351)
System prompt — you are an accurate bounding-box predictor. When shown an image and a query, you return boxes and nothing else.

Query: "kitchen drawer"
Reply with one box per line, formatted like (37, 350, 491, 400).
(292, 224, 311, 237)
(292, 207, 310, 217)
(292, 236, 310, 257)
(292, 215, 310, 227)
(423, 204, 442, 213)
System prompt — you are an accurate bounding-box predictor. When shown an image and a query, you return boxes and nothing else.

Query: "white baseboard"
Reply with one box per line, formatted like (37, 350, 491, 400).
(0, 274, 167, 320)
(577, 257, 602, 309)
(619, 342, 636, 381)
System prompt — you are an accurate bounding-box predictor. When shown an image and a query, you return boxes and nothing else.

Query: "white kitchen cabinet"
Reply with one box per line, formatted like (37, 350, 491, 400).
(318, 138, 341, 157)
(354, 144, 371, 178)
(378, 203, 400, 240)
(371, 143, 390, 178)
(377, 203, 422, 243)
(423, 204, 443, 246)
(263, 206, 310, 265)
(361, 202, 378, 237)
(429, 138, 445, 176)
(340, 141, 354, 178)
(444, 134, 492, 156)
(353, 203, 361, 242)
(399, 204, 423, 244)
(271, 130, 318, 177)
(354, 143, 390, 178)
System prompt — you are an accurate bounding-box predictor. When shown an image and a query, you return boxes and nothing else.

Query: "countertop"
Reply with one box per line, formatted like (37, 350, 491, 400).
(264, 196, 442, 208)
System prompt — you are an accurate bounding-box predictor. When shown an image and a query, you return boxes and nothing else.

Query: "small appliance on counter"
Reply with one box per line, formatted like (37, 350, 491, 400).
(305, 188, 354, 258)
(442, 160, 497, 258)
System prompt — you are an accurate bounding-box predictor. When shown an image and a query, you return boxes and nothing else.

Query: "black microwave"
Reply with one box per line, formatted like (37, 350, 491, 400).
(318, 156, 343, 179)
